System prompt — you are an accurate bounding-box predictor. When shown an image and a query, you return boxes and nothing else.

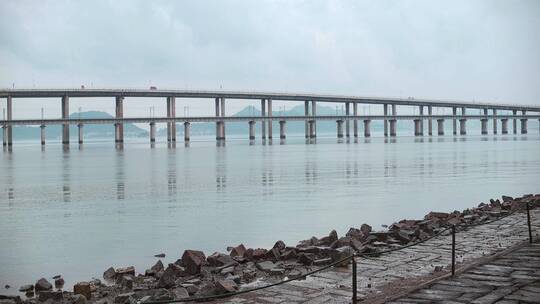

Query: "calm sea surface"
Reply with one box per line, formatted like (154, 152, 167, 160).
(1, 132, 539, 289)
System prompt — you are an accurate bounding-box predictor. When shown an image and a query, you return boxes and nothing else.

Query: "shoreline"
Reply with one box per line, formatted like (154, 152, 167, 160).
(2, 193, 539, 304)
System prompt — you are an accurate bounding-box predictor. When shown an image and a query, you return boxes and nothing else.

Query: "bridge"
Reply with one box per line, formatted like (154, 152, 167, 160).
(2, 89, 540, 147)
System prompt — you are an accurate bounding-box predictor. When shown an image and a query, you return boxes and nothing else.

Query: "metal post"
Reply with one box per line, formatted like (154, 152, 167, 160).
(451, 225, 456, 276)
(352, 255, 357, 304)
(527, 202, 532, 244)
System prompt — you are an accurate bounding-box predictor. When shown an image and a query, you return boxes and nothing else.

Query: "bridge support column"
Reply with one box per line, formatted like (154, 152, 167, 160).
(428, 105, 432, 136)
(115, 96, 124, 143)
(513, 110, 517, 134)
(363, 120, 371, 137)
(6, 96, 12, 146)
(384, 104, 388, 137)
(149, 122, 156, 143)
(215, 98, 221, 141)
(345, 102, 350, 138)
(353, 103, 358, 137)
(216, 121, 225, 140)
(493, 109, 498, 134)
(167, 96, 176, 142)
(184, 122, 190, 142)
(501, 119, 508, 134)
(389, 119, 397, 137)
(78, 123, 83, 144)
(220, 97, 225, 140)
(414, 119, 421, 136)
(459, 118, 467, 135)
(452, 107, 457, 135)
(308, 120, 315, 138)
(2, 125, 6, 146)
(437, 119, 444, 136)
(521, 118, 528, 134)
(304, 101, 309, 139)
(279, 120, 286, 139)
(419, 105, 424, 135)
(40, 125, 46, 145)
(337, 120, 344, 138)
(311, 100, 316, 138)
(62, 95, 69, 144)
(248, 121, 255, 140)
(267, 99, 273, 140)
(261, 99, 267, 140)
(481, 119, 488, 135)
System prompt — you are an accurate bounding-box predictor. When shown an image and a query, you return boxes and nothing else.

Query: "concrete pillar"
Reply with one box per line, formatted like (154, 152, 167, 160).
(220, 97, 225, 139)
(493, 109, 497, 134)
(267, 99, 272, 139)
(345, 102, 350, 138)
(215, 98, 220, 141)
(217, 121, 225, 140)
(62, 95, 69, 144)
(308, 120, 315, 138)
(363, 120, 371, 137)
(248, 121, 255, 140)
(312, 101, 317, 137)
(481, 119, 488, 135)
(414, 119, 421, 136)
(6, 96, 12, 146)
(419, 105, 424, 135)
(184, 122, 190, 142)
(384, 104, 388, 137)
(437, 119, 444, 136)
(304, 101, 309, 138)
(261, 99, 266, 139)
(452, 107, 457, 135)
(512, 110, 517, 134)
(521, 118, 528, 134)
(2, 126, 6, 146)
(337, 120, 344, 138)
(40, 125, 46, 145)
(389, 119, 397, 137)
(114, 123, 121, 143)
(150, 122, 156, 143)
(459, 118, 467, 135)
(353, 103, 358, 138)
(279, 120, 286, 139)
(428, 105, 433, 136)
(170, 97, 176, 142)
(78, 123, 83, 144)
(115, 96, 124, 143)
(501, 119, 508, 134)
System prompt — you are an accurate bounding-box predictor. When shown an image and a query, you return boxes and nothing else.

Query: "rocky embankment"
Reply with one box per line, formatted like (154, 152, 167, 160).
(1, 194, 539, 304)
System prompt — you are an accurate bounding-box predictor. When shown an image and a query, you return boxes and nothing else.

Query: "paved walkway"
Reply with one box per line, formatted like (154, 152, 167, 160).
(211, 209, 539, 303)
(391, 242, 540, 304)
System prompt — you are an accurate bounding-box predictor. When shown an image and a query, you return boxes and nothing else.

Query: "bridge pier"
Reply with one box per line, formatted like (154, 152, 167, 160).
(267, 98, 273, 140)
(481, 119, 488, 135)
(389, 119, 397, 137)
(414, 119, 421, 136)
(184, 122, 190, 142)
(513, 110, 517, 134)
(419, 105, 424, 135)
(78, 123, 83, 144)
(364, 120, 371, 137)
(493, 109, 498, 134)
(40, 125, 46, 145)
(262, 99, 267, 140)
(220, 97, 226, 140)
(279, 120, 286, 139)
(353, 103, 358, 137)
(6, 96, 12, 146)
(115, 96, 124, 143)
(62, 95, 69, 144)
(459, 118, 467, 135)
(501, 119, 508, 134)
(428, 105, 432, 136)
(308, 120, 315, 138)
(215, 98, 221, 140)
(345, 102, 350, 138)
(2, 125, 6, 146)
(217, 121, 225, 140)
(167, 96, 176, 142)
(384, 104, 388, 137)
(437, 119, 444, 136)
(149, 122, 156, 143)
(336, 120, 344, 138)
(452, 107, 457, 135)
(311, 101, 316, 138)
(521, 118, 528, 134)
(304, 101, 309, 139)
(248, 121, 255, 140)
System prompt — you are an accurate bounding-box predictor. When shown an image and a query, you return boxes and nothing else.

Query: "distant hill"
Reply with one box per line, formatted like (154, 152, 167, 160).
(6, 111, 147, 140)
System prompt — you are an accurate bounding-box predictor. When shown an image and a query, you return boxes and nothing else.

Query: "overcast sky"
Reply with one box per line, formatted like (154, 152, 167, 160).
(1, 0, 539, 118)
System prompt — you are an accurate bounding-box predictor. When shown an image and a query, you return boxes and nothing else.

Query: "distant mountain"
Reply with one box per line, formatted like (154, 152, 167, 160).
(7, 111, 147, 140)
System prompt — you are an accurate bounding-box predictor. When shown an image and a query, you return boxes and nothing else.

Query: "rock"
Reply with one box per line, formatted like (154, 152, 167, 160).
(434, 265, 444, 272)
(266, 247, 281, 261)
(171, 287, 188, 299)
(114, 292, 134, 304)
(103, 267, 117, 280)
(346, 228, 364, 240)
(34, 279, 52, 292)
(53, 278, 64, 289)
(154, 253, 166, 258)
(425, 212, 449, 220)
(195, 282, 217, 297)
(360, 224, 372, 236)
(501, 195, 513, 202)
(270, 268, 285, 276)
(288, 269, 303, 279)
(330, 246, 354, 267)
(297, 253, 314, 266)
(313, 258, 332, 266)
(256, 261, 276, 272)
(225, 274, 242, 284)
(117, 275, 133, 290)
(207, 252, 236, 267)
(180, 250, 206, 275)
(280, 249, 297, 260)
(71, 294, 87, 304)
(215, 279, 238, 294)
(73, 282, 91, 300)
(229, 244, 246, 258)
(318, 230, 338, 245)
(273, 240, 286, 251)
(145, 260, 164, 276)
(38, 291, 62, 302)
(219, 266, 235, 275)
(331, 236, 353, 248)
(157, 264, 184, 289)
(116, 266, 135, 277)
(184, 284, 198, 295)
(250, 248, 268, 260)
(18, 285, 33, 292)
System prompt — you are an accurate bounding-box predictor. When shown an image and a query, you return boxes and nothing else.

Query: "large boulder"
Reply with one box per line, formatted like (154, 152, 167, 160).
(215, 279, 238, 294)
(103, 267, 117, 280)
(157, 264, 185, 288)
(207, 252, 236, 267)
(34, 278, 52, 292)
(38, 291, 62, 302)
(116, 266, 135, 277)
(360, 224, 372, 236)
(145, 260, 164, 276)
(229, 244, 247, 258)
(180, 250, 206, 275)
(318, 230, 338, 246)
(256, 261, 276, 273)
(73, 282, 92, 300)
(272, 240, 286, 251)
